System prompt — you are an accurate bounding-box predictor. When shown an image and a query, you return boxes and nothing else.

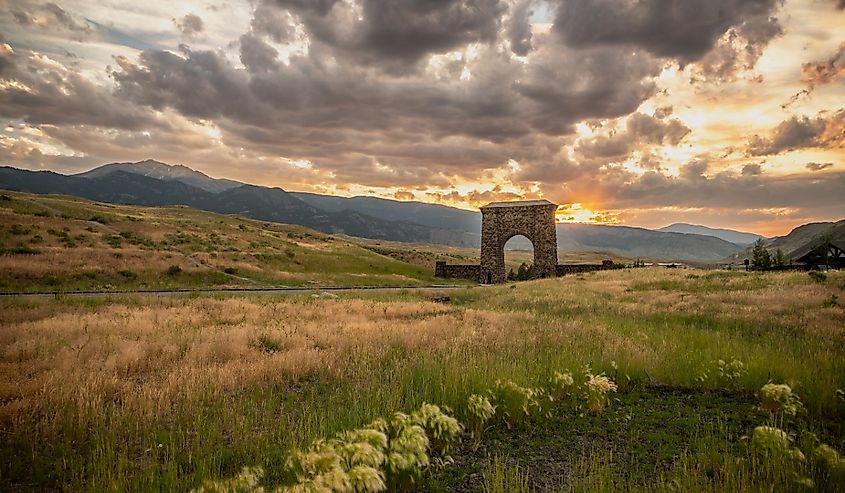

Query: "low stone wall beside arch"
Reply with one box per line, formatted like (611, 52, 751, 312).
(434, 261, 481, 281)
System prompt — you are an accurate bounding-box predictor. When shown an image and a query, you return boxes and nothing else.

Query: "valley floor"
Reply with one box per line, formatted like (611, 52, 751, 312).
(1, 269, 844, 491)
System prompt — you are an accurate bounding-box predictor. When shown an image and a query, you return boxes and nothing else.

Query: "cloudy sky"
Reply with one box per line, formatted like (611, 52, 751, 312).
(1, 0, 843, 235)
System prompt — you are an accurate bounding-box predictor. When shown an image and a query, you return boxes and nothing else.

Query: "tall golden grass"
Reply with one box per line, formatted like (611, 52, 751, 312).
(0, 297, 529, 429)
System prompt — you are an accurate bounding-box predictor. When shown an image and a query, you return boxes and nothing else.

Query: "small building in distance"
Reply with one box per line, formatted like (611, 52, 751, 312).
(791, 237, 845, 269)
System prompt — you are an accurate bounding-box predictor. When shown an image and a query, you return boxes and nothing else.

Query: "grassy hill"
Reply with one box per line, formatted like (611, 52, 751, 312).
(0, 191, 449, 293)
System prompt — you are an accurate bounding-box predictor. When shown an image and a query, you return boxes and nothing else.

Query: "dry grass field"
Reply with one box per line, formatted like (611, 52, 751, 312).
(1, 268, 843, 491)
(0, 191, 448, 292)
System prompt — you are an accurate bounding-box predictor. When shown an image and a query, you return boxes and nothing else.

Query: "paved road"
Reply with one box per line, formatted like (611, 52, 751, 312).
(0, 284, 475, 299)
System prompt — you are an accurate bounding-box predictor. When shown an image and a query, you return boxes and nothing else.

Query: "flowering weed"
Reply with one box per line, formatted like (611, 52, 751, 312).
(193, 466, 266, 493)
(758, 383, 803, 417)
(583, 370, 618, 413)
(549, 370, 577, 401)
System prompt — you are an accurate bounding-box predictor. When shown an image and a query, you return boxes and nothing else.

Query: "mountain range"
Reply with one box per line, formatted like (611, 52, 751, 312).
(0, 160, 808, 262)
(657, 223, 763, 245)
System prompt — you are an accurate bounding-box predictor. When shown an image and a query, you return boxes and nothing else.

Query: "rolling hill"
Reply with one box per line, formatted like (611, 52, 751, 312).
(0, 190, 451, 292)
(766, 220, 845, 256)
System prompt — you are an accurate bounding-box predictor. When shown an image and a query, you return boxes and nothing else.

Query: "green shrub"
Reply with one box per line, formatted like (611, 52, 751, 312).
(491, 380, 541, 427)
(254, 333, 281, 353)
(106, 235, 122, 248)
(223, 267, 238, 275)
(0, 245, 40, 255)
(9, 224, 30, 235)
(466, 394, 495, 444)
(808, 271, 827, 283)
(166, 265, 182, 276)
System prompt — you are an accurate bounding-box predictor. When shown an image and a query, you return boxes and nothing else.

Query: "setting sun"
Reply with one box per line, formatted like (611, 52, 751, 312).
(555, 203, 616, 224)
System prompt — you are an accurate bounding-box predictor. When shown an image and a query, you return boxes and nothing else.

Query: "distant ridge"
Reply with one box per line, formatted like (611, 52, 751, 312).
(0, 166, 478, 247)
(559, 223, 743, 262)
(292, 192, 481, 233)
(0, 161, 763, 261)
(657, 223, 763, 246)
(76, 159, 243, 193)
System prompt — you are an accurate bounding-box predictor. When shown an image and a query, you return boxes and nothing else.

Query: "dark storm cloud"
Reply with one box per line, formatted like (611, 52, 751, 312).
(0, 44, 156, 130)
(112, 11, 675, 186)
(574, 113, 690, 163)
(9, 2, 93, 37)
(610, 168, 845, 211)
(261, 0, 506, 72)
(626, 113, 690, 146)
(239, 33, 279, 73)
(114, 43, 526, 142)
(537, 160, 845, 215)
(806, 162, 834, 171)
(679, 159, 708, 180)
(251, 3, 296, 43)
(174, 13, 204, 37)
(694, 13, 783, 83)
(113, 48, 266, 124)
(747, 109, 845, 156)
(742, 163, 763, 176)
(516, 39, 661, 135)
(552, 0, 782, 63)
(272, 0, 341, 16)
(508, 0, 534, 56)
(6, 0, 831, 214)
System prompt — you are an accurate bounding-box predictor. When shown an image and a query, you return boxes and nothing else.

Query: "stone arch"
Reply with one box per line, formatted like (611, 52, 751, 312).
(480, 200, 558, 283)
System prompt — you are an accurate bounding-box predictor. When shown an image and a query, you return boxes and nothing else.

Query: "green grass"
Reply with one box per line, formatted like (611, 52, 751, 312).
(0, 257, 843, 491)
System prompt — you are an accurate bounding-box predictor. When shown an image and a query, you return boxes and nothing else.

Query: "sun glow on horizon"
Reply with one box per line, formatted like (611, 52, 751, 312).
(555, 203, 618, 224)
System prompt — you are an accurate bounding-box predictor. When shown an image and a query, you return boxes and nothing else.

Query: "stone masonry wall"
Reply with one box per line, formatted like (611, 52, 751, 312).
(435, 261, 617, 281)
(434, 261, 481, 281)
(480, 203, 558, 283)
